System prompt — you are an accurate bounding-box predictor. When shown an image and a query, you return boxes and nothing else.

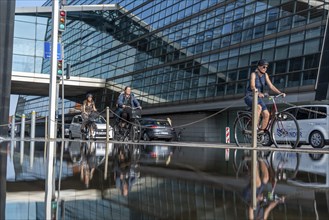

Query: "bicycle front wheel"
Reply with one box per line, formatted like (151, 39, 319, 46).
(234, 114, 252, 147)
(270, 151, 300, 180)
(271, 112, 300, 148)
(131, 119, 141, 143)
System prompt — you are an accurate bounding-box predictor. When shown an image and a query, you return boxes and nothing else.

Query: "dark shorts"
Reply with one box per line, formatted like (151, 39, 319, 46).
(244, 95, 267, 111)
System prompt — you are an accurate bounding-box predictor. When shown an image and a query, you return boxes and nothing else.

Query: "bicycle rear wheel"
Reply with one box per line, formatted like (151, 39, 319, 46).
(131, 119, 141, 142)
(271, 112, 300, 148)
(233, 149, 251, 177)
(234, 114, 252, 147)
(270, 151, 300, 180)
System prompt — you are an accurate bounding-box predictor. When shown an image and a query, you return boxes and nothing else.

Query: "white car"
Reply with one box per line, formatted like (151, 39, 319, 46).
(284, 105, 329, 148)
(69, 114, 113, 139)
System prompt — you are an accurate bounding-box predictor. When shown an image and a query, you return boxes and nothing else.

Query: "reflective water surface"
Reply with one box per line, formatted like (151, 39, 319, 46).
(5, 140, 329, 219)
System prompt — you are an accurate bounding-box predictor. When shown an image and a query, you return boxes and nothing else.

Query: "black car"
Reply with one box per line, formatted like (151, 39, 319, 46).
(139, 118, 175, 141)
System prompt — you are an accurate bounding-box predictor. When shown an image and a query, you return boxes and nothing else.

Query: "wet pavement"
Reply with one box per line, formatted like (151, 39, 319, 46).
(4, 140, 329, 219)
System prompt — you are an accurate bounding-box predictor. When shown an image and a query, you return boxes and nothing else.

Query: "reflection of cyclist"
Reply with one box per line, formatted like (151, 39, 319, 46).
(116, 87, 141, 125)
(244, 59, 286, 134)
(113, 145, 138, 196)
(80, 153, 96, 188)
(243, 159, 284, 220)
(81, 93, 97, 132)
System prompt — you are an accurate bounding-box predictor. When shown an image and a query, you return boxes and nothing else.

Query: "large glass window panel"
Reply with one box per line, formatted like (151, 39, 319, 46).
(238, 54, 249, 67)
(291, 31, 304, 43)
(304, 39, 320, 55)
(14, 21, 36, 39)
(243, 16, 254, 29)
(239, 69, 249, 80)
(304, 54, 320, 69)
(267, 8, 279, 21)
(227, 71, 237, 82)
(266, 21, 277, 35)
(262, 48, 274, 61)
(287, 72, 301, 87)
(35, 41, 44, 57)
(275, 60, 288, 74)
(309, 8, 325, 23)
(15, 15, 36, 23)
(222, 23, 232, 35)
(237, 81, 246, 94)
(289, 57, 303, 72)
(250, 52, 261, 64)
(245, 3, 256, 16)
(306, 27, 321, 39)
(275, 46, 288, 60)
(35, 57, 43, 73)
(302, 70, 317, 86)
(228, 57, 238, 70)
(254, 12, 266, 25)
(218, 60, 227, 71)
(242, 29, 253, 41)
(273, 74, 287, 89)
(12, 55, 35, 72)
(13, 38, 35, 56)
(254, 25, 264, 39)
(36, 24, 47, 41)
(226, 83, 236, 95)
(234, 7, 244, 20)
(240, 45, 250, 54)
(217, 84, 225, 96)
(289, 43, 303, 58)
(279, 17, 292, 31)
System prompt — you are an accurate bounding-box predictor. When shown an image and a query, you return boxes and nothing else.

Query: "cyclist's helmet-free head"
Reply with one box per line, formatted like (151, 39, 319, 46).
(86, 93, 93, 99)
(257, 59, 269, 67)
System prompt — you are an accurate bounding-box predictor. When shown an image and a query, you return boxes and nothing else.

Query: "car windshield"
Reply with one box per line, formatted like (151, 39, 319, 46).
(95, 116, 106, 124)
(153, 120, 170, 126)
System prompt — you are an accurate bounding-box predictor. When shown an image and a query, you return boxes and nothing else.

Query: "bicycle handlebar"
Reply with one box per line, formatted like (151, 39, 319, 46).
(264, 93, 285, 99)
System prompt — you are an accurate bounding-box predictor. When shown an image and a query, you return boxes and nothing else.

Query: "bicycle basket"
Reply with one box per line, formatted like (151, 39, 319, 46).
(131, 108, 141, 119)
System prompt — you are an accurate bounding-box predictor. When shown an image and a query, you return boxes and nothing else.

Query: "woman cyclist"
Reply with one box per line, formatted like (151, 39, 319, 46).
(245, 59, 286, 134)
(81, 93, 97, 132)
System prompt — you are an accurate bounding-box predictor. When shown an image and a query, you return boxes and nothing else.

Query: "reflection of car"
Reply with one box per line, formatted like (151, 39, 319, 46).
(57, 124, 70, 138)
(140, 145, 173, 164)
(283, 105, 329, 148)
(69, 114, 113, 139)
(139, 118, 175, 141)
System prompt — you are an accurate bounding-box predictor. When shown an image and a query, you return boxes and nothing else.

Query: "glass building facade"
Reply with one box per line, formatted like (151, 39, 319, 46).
(14, 0, 329, 140)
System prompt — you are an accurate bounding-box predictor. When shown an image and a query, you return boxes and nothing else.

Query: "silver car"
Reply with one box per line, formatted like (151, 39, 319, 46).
(69, 114, 114, 139)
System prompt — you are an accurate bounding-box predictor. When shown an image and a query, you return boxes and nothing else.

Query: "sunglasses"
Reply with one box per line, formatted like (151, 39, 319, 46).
(262, 66, 268, 69)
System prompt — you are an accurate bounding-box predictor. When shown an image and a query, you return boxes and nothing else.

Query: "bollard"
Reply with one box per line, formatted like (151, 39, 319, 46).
(20, 114, 26, 165)
(10, 115, 15, 161)
(30, 111, 36, 168)
(225, 127, 230, 161)
(104, 107, 110, 180)
(251, 89, 258, 210)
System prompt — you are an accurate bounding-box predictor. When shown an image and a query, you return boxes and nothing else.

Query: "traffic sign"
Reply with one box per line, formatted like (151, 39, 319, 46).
(44, 42, 62, 60)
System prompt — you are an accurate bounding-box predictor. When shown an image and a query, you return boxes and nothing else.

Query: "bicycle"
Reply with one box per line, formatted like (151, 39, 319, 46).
(114, 106, 142, 142)
(270, 150, 300, 181)
(234, 93, 300, 148)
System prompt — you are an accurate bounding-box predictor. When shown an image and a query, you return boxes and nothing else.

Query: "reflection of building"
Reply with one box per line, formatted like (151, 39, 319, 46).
(14, 1, 329, 141)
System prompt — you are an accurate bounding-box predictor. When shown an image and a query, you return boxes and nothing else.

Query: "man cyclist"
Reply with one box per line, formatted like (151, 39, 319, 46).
(244, 59, 286, 134)
(116, 86, 141, 126)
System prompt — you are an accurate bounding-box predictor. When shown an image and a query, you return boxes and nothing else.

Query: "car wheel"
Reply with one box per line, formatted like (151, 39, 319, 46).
(69, 132, 74, 139)
(309, 131, 325, 148)
(143, 133, 150, 141)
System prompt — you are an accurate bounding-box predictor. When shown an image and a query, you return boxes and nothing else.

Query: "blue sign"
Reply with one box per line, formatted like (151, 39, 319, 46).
(44, 42, 62, 60)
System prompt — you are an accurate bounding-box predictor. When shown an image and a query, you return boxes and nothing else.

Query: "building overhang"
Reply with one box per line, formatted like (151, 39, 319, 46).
(11, 71, 105, 97)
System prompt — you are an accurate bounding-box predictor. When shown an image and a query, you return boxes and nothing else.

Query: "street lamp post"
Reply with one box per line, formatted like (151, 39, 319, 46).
(46, 0, 60, 219)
